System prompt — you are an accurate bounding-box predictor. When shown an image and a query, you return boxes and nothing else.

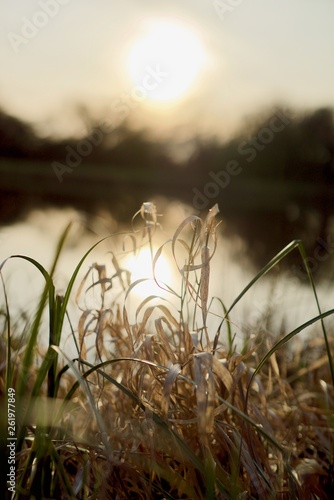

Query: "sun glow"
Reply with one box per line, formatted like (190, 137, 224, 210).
(125, 247, 173, 299)
(125, 19, 207, 103)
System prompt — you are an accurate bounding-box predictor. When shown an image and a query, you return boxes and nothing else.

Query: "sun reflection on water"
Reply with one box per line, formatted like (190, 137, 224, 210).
(124, 246, 174, 301)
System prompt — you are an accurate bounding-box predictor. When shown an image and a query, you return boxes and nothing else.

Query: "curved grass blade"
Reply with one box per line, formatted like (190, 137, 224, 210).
(51, 346, 111, 455)
(212, 298, 233, 355)
(54, 355, 230, 496)
(246, 307, 334, 398)
(54, 233, 117, 350)
(2, 223, 71, 398)
(0, 269, 12, 388)
(223, 240, 301, 322)
(8, 255, 55, 399)
(298, 241, 334, 385)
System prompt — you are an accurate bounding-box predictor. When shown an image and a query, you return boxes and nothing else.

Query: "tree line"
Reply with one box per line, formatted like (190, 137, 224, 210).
(1, 105, 333, 272)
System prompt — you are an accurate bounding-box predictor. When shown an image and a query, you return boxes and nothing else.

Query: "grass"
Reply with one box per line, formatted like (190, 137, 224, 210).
(0, 202, 334, 499)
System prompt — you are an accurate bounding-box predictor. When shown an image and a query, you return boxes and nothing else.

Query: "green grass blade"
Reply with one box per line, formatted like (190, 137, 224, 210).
(0, 269, 12, 388)
(68, 357, 231, 496)
(9, 224, 71, 398)
(224, 240, 301, 319)
(48, 439, 76, 498)
(54, 234, 114, 350)
(10, 256, 54, 399)
(247, 307, 334, 394)
(51, 346, 112, 455)
(55, 356, 216, 490)
(298, 241, 334, 385)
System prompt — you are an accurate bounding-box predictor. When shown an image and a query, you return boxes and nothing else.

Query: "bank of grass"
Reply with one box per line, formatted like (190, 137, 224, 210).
(0, 203, 334, 499)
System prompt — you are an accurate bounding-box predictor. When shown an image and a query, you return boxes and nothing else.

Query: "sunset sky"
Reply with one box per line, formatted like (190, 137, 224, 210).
(1, 0, 334, 141)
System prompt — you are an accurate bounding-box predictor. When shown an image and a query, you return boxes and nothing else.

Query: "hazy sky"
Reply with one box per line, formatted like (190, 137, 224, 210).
(1, 0, 334, 140)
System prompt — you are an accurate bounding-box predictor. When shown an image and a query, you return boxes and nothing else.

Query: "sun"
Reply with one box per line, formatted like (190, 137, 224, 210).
(123, 246, 174, 304)
(126, 247, 171, 285)
(125, 19, 207, 103)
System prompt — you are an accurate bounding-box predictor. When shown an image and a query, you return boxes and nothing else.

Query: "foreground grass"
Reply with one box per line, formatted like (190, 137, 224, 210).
(0, 203, 333, 499)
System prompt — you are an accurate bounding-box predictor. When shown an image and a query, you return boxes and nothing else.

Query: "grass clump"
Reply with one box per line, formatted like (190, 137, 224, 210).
(0, 202, 334, 499)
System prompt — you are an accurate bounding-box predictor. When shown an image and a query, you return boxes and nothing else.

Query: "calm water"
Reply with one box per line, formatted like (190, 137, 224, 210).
(1, 203, 333, 356)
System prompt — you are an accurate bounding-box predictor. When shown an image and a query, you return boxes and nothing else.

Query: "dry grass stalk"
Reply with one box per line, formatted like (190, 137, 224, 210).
(1, 202, 333, 498)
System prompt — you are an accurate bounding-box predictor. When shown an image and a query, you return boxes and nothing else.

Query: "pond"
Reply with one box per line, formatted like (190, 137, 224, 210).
(0, 202, 333, 358)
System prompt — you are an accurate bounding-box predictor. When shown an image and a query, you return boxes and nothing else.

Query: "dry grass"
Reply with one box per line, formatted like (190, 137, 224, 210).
(1, 202, 334, 499)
